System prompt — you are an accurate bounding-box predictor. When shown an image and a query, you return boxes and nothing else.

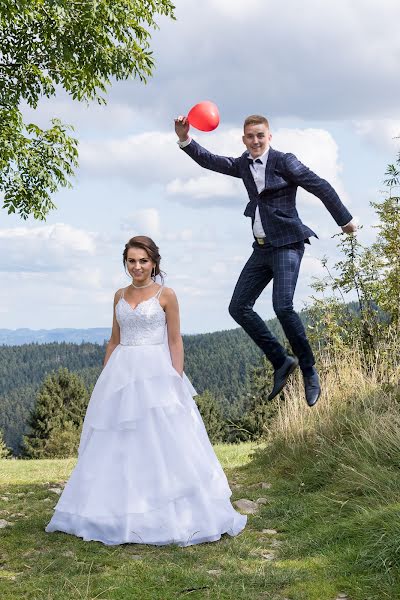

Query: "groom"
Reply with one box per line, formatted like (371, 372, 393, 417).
(174, 114, 356, 406)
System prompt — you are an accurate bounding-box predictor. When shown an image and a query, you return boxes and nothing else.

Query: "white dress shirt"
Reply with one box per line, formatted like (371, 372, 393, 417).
(177, 137, 192, 149)
(248, 148, 269, 238)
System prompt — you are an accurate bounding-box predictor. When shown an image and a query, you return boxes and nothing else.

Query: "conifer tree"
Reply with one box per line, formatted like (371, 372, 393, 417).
(23, 367, 88, 458)
(0, 429, 11, 458)
(227, 358, 278, 442)
(196, 390, 226, 443)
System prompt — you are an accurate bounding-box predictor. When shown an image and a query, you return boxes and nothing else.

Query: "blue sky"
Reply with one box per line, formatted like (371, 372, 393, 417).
(1, 0, 399, 334)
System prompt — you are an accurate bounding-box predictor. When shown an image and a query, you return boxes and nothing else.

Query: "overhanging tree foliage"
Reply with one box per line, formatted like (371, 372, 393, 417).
(0, 0, 175, 219)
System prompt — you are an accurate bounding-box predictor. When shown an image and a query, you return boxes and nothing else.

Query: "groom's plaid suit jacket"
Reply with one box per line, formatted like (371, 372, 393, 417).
(181, 140, 353, 247)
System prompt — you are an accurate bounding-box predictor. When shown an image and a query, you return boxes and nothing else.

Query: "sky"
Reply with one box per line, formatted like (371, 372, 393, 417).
(1, 0, 400, 334)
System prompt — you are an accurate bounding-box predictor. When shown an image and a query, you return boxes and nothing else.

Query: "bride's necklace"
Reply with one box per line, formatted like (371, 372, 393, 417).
(131, 279, 154, 289)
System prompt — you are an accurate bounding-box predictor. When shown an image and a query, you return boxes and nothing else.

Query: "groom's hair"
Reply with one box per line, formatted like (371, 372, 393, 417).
(243, 115, 269, 130)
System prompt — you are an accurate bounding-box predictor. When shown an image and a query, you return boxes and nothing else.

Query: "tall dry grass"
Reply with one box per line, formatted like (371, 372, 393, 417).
(254, 331, 400, 580)
(270, 333, 400, 449)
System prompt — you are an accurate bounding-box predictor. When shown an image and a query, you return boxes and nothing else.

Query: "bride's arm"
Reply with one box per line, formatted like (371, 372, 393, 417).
(164, 288, 184, 377)
(103, 291, 121, 368)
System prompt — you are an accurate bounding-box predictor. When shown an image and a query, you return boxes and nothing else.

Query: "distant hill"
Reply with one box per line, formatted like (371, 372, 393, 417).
(0, 302, 371, 454)
(0, 318, 288, 454)
(0, 328, 111, 346)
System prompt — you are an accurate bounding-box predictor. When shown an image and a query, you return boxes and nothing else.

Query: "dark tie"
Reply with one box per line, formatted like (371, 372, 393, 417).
(248, 158, 262, 167)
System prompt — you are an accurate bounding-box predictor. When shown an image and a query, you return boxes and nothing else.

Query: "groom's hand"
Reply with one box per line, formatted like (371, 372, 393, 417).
(174, 116, 190, 142)
(341, 220, 357, 234)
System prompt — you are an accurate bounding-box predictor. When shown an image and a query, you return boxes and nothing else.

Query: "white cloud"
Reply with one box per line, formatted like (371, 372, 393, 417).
(166, 174, 243, 202)
(121, 208, 161, 237)
(107, 0, 400, 124)
(354, 119, 400, 151)
(274, 128, 349, 209)
(210, 261, 228, 275)
(22, 97, 145, 135)
(163, 229, 193, 242)
(0, 223, 97, 272)
(79, 132, 180, 182)
(78, 127, 244, 184)
(274, 129, 341, 179)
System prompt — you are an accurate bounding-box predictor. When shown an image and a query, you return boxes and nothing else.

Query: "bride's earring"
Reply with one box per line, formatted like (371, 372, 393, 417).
(152, 267, 156, 279)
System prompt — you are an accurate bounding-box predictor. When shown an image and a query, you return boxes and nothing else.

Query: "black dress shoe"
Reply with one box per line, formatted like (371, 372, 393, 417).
(303, 371, 321, 407)
(268, 356, 299, 401)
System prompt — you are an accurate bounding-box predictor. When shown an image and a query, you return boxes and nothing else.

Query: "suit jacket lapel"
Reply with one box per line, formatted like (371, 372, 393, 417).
(264, 147, 279, 189)
(241, 153, 258, 197)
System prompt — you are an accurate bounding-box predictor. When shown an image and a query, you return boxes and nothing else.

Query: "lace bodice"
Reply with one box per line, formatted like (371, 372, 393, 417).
(116, 288, 166, 346)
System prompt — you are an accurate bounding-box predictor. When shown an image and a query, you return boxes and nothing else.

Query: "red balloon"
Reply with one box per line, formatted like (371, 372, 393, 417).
(187, 101, 220, 132)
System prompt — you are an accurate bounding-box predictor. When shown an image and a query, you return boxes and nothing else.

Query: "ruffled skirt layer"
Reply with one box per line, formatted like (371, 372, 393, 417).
(45, 343, 246, 546)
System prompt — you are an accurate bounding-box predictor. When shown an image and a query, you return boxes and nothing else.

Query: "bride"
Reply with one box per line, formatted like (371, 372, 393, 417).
(45, 235, 247, 546)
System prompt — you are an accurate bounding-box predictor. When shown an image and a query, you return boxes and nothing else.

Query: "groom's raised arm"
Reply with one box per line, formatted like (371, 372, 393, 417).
(281, 152, 354, 229)
(174, 116, 241, 178)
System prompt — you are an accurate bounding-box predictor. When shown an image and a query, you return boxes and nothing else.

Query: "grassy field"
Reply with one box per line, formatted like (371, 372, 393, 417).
(1, 352, 400, 599)
(1, 443, 287, 600)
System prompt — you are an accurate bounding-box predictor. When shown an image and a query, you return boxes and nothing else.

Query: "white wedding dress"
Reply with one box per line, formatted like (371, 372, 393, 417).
(45, 287, 247, 546)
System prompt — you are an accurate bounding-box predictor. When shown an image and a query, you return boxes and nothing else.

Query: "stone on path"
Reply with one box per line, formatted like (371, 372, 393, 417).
(261, 482, 272, 489)
(262, 529, 278, 535)
(0, 519, 12, 528)
(49, 487, 62, 495)
(261, 552, 275, 561)
(0, 496, 9, 501)
(248, 481, 272, 489)
(233, 499, 259, 514)
(256, 497, 269, 505)
(336, 595, 349, 600)
(207, 569, 222, 576)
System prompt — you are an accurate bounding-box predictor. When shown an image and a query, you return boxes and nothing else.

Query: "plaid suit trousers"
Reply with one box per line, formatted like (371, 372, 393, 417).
(228, 241, 315, 371)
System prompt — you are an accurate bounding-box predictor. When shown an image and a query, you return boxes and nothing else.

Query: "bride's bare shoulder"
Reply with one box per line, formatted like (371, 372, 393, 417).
(160, 286, 178, 306)
(161, 286, 176, 297)
(114, 287, 128, 303)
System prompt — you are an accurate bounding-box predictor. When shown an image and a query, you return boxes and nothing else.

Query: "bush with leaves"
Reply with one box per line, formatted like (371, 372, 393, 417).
(371, 154, 400, 331)
(306, 147, 400, 373)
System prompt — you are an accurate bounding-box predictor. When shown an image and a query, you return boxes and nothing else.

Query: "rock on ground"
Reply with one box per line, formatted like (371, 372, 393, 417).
(233, 499, 259, 514)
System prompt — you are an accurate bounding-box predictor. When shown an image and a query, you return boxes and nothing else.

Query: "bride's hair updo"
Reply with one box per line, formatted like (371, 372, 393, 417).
(123, 236, 163, 280)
